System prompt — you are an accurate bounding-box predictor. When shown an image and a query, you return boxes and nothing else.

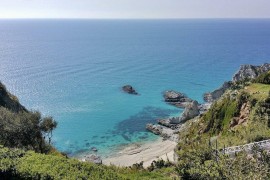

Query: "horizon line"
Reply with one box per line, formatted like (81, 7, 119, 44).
(0, 17, 270, 20)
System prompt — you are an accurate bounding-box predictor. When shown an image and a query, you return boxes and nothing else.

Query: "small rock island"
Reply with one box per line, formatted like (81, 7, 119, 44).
(122, 85, 138, 95)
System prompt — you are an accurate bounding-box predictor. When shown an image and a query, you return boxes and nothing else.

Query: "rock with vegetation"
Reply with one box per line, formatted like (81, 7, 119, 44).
(122, 85, 138, 95)
(176, 78, 270, 179)
(0, 82, 27, 112)
(203, 81, 232, 103)
(233, 63, 270, 82)
(252, 71, 270, 84)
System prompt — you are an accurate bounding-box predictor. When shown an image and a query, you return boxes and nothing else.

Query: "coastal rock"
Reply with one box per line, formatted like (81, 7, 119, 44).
(163, 90, 192, 108)
(169, 100, 200, 124)
(146, 123, 163, 135)
(83, 154, 102, 164)
(90, 147, 98, 152)
(146, 123, 179, 142)
(232, 63, 270, 82)
(203, 81, 232, 103)
(157, 119, 179, 129)
(181, 101, 200, 122)
(122, 85, 138, 95)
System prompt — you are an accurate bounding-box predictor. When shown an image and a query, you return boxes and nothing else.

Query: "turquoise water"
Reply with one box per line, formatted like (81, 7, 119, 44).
(0, 19, 270, 156)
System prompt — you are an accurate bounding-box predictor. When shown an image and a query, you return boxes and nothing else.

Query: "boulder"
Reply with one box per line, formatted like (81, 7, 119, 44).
(163, 90, 192, 108)
(84, 154, 102, 164)
(122, 85, 138, 95)
(181, 101, 200, 122)
(169, 101, 200, 124)
(146, 123, 179, 142)
(90, 147, 98, 152)
(146, 123, 163, 135)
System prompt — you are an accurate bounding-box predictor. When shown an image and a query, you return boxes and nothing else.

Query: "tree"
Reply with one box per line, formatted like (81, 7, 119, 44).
(39, 117, 58, 144)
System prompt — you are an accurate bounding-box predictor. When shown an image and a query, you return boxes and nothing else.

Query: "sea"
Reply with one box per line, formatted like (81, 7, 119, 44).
(0, 19, 270, 157)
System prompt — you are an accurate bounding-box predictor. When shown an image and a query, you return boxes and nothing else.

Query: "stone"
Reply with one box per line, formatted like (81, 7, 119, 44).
(84, 154, 102, 164)
(146, 123, 179, 142)
(90, 147, 98, 152)
(169, 100, 200, 124)
(163, 90, 192, 108)
(122, 85, 138, 95)
(146, 123, 163, 135)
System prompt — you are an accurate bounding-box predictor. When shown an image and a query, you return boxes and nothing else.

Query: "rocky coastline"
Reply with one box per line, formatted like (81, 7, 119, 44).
(146, 63, 270, 143)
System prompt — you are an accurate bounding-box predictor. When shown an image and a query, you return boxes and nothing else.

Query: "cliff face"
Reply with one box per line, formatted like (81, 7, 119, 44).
(233, 63, 270, 82)
(204, 81, 232, 103)
(0, 82, 27, 112)
(204, 63, 270, 103)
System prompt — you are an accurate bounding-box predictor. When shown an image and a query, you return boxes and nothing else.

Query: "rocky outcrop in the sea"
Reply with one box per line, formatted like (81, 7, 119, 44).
(203, 81, 232, 103)
(122, 85, 138, 95)
(163, 90, 192, 108)
(169, 100, 200, 124)
(0, 82, 27, 112)
(232, 63, 270, 82)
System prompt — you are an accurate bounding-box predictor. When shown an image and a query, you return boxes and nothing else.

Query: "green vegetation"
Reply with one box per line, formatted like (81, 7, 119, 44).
(176, 82, 270, 179)
(245, 83, 270, 100)
(0, 107, 57, 153)
(0, 146, 176, 179)
(253, 71, 270, 84)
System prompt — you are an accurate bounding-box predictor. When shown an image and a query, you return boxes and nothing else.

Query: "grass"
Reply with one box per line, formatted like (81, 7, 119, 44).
(245, 83, 270, 100)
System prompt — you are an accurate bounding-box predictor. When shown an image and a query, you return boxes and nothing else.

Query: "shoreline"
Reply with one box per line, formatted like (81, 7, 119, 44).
(102, 137, 177, 167)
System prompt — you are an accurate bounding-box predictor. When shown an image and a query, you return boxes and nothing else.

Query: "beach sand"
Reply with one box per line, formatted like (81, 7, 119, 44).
(103, 138, 177, 167)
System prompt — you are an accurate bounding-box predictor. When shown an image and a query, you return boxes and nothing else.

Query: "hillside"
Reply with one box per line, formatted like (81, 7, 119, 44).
(176, 70, 270, 179)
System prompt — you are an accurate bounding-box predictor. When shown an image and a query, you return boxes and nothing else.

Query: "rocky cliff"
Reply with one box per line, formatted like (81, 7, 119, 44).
(232, 63, 270, 82)
(203, 63, 270, 103)
(203, 81, 232, 103)
(0, 82, 27, 112)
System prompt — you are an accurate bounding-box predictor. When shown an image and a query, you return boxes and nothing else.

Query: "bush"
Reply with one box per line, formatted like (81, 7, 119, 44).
(0, 107, 57, 153)
(253, 71, 270, 84)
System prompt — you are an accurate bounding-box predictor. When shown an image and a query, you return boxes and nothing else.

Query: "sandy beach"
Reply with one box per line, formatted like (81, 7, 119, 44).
(103, 138, 177, 167)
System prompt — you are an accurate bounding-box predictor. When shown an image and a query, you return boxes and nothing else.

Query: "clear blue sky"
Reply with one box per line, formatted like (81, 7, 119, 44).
(1, 0, 270, 19)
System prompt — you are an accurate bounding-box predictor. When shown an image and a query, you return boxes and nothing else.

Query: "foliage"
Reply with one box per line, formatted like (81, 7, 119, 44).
(176, 143, 270, 179)
(253, 71, 270, 84)
(202, 92, 244, 134)
(148, 159, 174, 172)
(0, 146, 176, 180)
(176, 82, 270, 179)
(0, 107, 57, 153)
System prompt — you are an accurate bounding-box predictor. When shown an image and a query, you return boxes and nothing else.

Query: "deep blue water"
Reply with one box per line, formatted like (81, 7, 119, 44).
(0, 19, 270, 156)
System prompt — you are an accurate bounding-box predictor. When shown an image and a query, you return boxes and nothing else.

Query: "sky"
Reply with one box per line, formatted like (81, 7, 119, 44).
(0, 0, 270, 19)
